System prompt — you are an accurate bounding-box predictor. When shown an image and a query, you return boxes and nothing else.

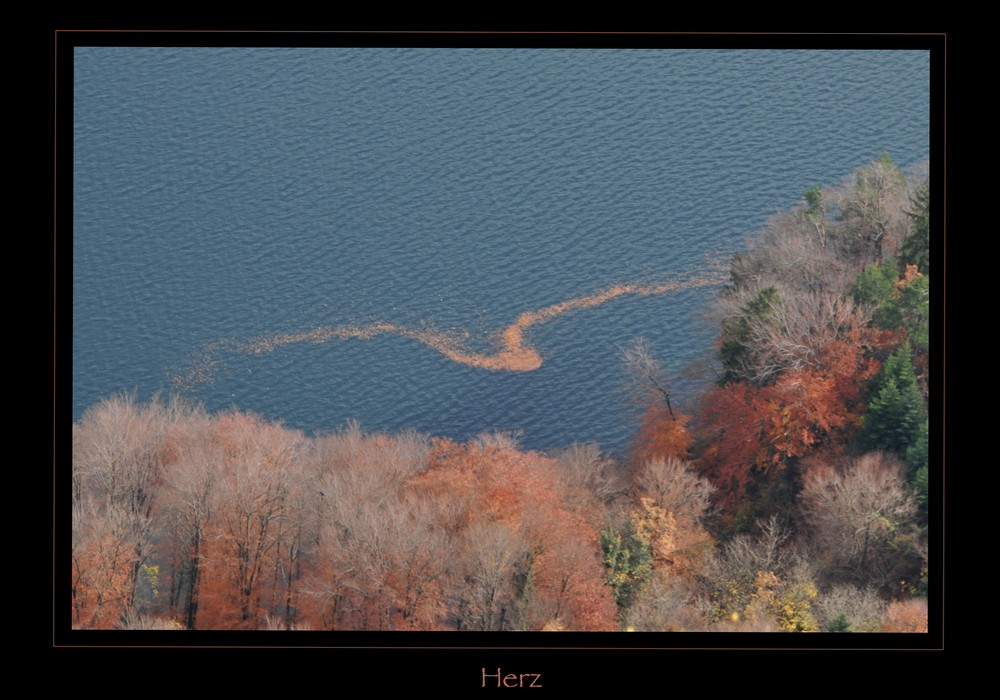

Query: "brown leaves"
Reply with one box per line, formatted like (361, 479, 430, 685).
(632, 405, 693, 465)
(632, 459, 716, 584)
(414, 438, 617, 631)
(695, 291, 891, 518)
(71, 502, 146, 629)
(882, 597, 928, 633)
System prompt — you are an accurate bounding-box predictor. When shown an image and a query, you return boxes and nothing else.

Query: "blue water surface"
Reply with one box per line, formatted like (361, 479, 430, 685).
(73, 47, 930, 454)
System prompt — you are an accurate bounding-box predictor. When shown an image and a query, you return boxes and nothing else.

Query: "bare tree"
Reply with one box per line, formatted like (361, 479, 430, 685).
(636, 456, 715, 526)
(305, 425, 442, 630)
(158, 408, 220, 629)
(812, 583, 887, 633)
(708, 155, 926, 388)
(619, 337, 675, 419)
(313, 421, 430, 507)
(458, 519, 531, 631)
(798, 452, 922, 593)
(209, 412, 306, 628)
(830, 154, 909, 265)
(72, 391, 185, 623)
(552, 442, 625, 506)
(713, 279, 877, 387)
(392, 496, 456, 630)
(624, 574, 700, 631)
(734, 205, 853, 296)
(710, 514, 794, 583)
(472, 429, 523, 451)
(71, 498, 154, 628)
(74, 391, 168, 521)
(700, 515, 819, 629)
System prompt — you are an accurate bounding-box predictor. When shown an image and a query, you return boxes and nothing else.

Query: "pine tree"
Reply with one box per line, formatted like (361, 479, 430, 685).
(863, 345, 925, 474)
(600, 523, 652, 613)
(899, 179, 930, 275)
(826, 612, 852, 633)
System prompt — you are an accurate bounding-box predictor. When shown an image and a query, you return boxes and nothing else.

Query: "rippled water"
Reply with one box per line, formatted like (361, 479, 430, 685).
(72, 47, 930, 454)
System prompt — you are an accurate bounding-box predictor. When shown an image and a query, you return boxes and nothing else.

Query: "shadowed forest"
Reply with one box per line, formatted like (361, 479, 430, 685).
(71, 155, 932, 633)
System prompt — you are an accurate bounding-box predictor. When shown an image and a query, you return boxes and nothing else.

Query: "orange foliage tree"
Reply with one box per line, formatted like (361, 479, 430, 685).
(191, 411, 307, 630)
(298, 425, 452, 631)
(696, 293, 889, 528)
(71, 392, 188, 628)
(882, 597, 928, 633)
(71, 502, 147, 629)
(156, 408, 222, 629)
(633, 457, 716, 583)
(412, 437, 618, 631)
(620, 337, 694, 465)
(632, 403, 693, 465)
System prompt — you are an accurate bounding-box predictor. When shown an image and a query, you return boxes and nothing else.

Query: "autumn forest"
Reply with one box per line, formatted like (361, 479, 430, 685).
(69, 155, 933, 633)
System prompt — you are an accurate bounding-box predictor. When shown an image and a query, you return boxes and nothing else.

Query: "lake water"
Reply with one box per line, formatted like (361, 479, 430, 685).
(72, 47, 931, 455)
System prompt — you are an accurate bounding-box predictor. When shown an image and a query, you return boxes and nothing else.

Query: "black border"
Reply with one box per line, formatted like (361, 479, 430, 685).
(55, 30, 946, 675)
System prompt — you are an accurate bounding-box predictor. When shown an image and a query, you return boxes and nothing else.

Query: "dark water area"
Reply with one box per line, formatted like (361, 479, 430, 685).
(72, 47, 930, 455)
